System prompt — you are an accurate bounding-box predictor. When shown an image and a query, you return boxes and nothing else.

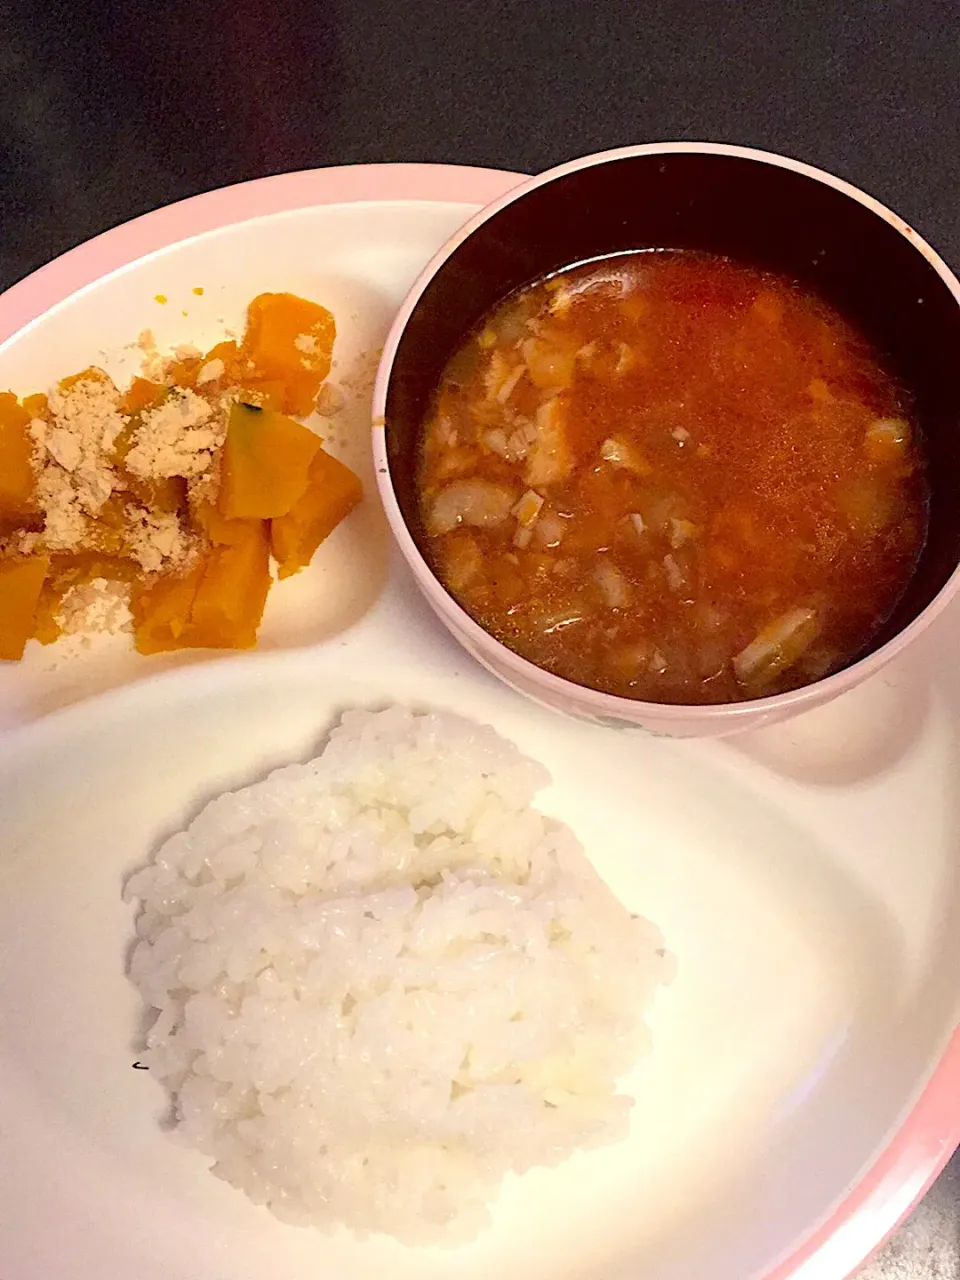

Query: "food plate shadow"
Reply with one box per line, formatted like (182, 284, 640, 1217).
(731, 631, 933, 787)
(457, 729, 910, 1279)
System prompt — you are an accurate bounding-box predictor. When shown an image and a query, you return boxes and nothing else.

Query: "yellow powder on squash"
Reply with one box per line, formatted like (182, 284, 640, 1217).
(124, 507, 196, 575)
(56, 577, 133, 637)
(315, 382, 345, 417)
(195, 358, 224, 386)
(25, 373, 203, 576)
(137, 329, 166, 381)
(28, 374, 126, 551)
(125, 388, 221, 480)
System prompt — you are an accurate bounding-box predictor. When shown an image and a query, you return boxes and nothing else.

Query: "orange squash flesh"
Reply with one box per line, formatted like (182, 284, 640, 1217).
(131, 562, 206, 655)
(21, 393, 48, 420)
(59, 366, 112, 393)
(0, 555, 50, 660)
(131, 523, 271, 654)
(235, 380, 286, 412)
(111, 426, 182, 519)
(192, 500, 263, 547)
(270, 448, 363, 579)
(111, 409, 187, 515)
(33, 555, 137, 647)
(242, 293, 335, 416)
(124, 474, 187, 515)
(120, 378, 167, 414)
(219, 402, 322, 520)
(0, 393, 37, 521)
(162, 355, 202, 390)
(203, 339, 242, 371)
(187, 522, 271, 648)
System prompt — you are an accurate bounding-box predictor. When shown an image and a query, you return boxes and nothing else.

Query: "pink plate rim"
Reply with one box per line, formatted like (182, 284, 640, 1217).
(767, 1029, 960, 1278)
(0, 162, 524, 347)
(0, 155, 957, 1280)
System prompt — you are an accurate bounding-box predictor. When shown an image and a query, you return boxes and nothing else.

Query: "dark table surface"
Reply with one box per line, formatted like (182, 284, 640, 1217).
(1, 0, 958, 1274)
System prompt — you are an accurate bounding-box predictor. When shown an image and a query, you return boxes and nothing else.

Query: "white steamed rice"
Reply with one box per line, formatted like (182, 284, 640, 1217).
(125, 706, 670, 1243)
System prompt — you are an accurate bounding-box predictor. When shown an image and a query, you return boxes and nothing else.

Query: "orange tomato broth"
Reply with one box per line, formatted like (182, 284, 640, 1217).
(417, 251, 928, 705)
(0, 293, 362, 661)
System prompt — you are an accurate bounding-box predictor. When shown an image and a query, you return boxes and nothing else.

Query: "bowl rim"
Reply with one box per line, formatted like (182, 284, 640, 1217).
(372, 140, 960, 727)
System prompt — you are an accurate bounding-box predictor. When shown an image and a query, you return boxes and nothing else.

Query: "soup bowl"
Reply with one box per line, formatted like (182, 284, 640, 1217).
(372, 142, 960, 737)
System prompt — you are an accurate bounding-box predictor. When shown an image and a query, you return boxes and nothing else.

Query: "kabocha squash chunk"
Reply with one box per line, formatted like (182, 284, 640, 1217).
(33, 554, 137, 646)
(120, 378, 167, 414)
(242, 293, 335, 416)
(0, 555, 50, 660)
(131, 524, 271, 653)
(59, 366, 114, 394)
(21, 393, 48, 419)
(131, 563, 206, 655)
(32, 585, 62, 645)
(270, 448, 363, 578)
(193, 340, 243, 388)
(124, 474, 187, 516)
(243, 293, 335, 380)
(192, 500, 264, 547)
(187, 522, 271, 648)
(0, 393, 37, 520)
(235, 380, 286, 412)
(219, 402, 321, 519)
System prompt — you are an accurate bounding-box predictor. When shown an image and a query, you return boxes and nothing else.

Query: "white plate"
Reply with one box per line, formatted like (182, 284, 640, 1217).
(1, 165, 959, 1280)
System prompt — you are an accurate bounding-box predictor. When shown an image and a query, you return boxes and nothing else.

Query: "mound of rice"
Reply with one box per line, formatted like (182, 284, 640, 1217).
(125, 706, 669, 1243)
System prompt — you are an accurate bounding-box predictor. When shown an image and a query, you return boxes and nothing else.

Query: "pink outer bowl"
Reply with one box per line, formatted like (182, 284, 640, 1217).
(373, 141, 960, 738)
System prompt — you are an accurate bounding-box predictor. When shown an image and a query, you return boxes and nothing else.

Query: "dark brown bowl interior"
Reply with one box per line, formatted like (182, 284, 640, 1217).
(386, 150, 960, 657)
